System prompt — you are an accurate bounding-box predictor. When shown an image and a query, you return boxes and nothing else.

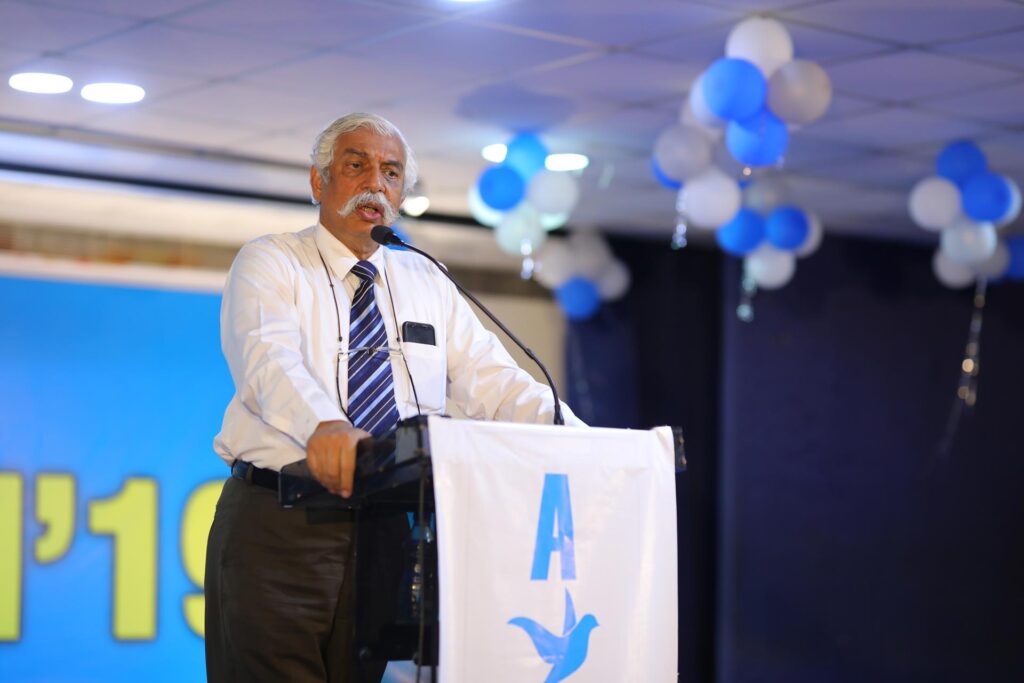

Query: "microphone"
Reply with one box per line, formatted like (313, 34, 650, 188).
(372, 225, 565, 426)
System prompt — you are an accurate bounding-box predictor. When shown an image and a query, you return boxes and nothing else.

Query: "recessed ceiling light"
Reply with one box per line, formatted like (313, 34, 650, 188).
(80, 82, 145, 104)
(8, 72, 73, 94)
(545, 153, 589, 172)
(481, 143, 507, 163)
(401, 195, 430, 217)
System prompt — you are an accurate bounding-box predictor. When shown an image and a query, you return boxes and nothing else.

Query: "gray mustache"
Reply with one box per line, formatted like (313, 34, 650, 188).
(338, 191, 398, 225)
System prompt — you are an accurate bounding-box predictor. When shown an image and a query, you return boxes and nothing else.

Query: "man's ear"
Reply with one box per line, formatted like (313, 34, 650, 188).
(310, 166, 322, 204)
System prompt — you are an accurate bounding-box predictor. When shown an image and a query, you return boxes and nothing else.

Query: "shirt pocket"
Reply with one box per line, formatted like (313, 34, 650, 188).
(399, 341, 447, 412)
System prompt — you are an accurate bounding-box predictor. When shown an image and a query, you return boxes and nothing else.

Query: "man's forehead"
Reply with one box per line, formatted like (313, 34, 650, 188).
(334, 128, 404, 157)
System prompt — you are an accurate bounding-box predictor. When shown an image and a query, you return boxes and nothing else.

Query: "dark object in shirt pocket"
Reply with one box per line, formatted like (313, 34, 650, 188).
(402, 321, 435, 346)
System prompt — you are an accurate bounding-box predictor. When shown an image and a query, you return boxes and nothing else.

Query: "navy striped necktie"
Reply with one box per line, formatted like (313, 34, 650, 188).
(346, 260, 400, 437)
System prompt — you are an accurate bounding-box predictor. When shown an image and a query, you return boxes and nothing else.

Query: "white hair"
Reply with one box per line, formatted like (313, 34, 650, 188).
(311, 112, 418, 197)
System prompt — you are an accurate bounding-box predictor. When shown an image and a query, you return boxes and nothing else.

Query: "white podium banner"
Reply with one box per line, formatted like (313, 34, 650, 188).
(428, 416, 678, 683)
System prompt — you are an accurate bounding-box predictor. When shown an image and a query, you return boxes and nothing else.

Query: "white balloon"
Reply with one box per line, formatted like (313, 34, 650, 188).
(686, 73, 726, 131)
(596, 259, 631, 301)
(680, 166, 742, 229)
(496, 204, 546, 256)
(973, 240, 1011, 278)
(568, 231, 613, 280)
(533, 238, 574, 289)
(996, 176, 1021, 228)
(742, 176, 790, 213)
(653, 124, 712, 182)
(745, 244, 796, 289)
(540, 211, 570, 231)
(526, 170, 580, 216)
(679, 95, 723, 142)
(908, 176, 961, 232)
(940, 218, 997, 265)
(796, 211, 823, 258)
(726, 16, 794, 78)
(468, 184, 503, 227)
(767, 60, 832, 125)
(932, 248, 975, 289)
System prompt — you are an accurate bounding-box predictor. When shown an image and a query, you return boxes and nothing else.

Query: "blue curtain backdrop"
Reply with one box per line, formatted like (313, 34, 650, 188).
(568, 234, 1024, 682)
(566, 240, 723, 683)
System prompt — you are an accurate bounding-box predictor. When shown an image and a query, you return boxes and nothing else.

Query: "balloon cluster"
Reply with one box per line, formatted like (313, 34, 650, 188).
(469, 132, 581, 259)
(532, 232, 630, 321)
(651, 17, 831, 292)
(653, 16, 832, 192)
(908, 139, 1024, 288)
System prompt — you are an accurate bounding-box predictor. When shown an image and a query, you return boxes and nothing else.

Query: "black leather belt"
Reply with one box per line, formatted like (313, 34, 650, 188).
(231, 459, 279, 491)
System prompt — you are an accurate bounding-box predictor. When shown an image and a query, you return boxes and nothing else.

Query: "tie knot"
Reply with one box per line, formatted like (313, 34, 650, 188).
(351, 260, 377, 284)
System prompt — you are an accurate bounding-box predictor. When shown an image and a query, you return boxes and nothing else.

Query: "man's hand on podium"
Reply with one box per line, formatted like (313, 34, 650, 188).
(306, 421, 370, 498)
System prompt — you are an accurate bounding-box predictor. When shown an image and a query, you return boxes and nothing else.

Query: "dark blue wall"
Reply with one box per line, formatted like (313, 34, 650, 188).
(570, 234, 1024, 682)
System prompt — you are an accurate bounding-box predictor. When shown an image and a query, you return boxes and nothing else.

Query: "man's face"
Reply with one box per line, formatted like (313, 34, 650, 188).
(311, 126, 406, 240)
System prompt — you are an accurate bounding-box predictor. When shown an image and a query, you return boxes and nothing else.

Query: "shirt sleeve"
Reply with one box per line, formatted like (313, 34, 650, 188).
(443, 277, 585, 427)
(220, 240, 347, 447)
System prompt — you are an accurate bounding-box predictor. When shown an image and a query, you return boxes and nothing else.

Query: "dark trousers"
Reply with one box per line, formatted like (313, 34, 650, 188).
(204, 476, 386, 683)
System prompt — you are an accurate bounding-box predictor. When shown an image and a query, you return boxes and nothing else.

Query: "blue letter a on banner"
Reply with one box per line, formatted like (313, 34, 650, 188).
(530, 473, 576, 581)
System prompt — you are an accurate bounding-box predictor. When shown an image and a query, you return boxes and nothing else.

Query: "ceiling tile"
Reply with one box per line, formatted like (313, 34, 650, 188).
(826, 50, 1018, 102)
(635, 21, 735, 68)
(0, 46, 37, 71)
(548, 106, 680, 156)
(29, 0, 210, 20)
(922, 78, 1024, 127)
(0, 1, 137, 52)
(343, 18, 590, 81)
(801, 107, 993, 149)
(467, 0, 733, 46)
(141, 81, 346, 133)
(72, 23, 313, 80)
(170, 0, 441, 49)
(935, 28, 1024, 73)
(779, 0, 1024, 45)
(786, 20, 892, 64)
(782, 134, 875, 169)
(514, 52, 701, 105)
(238, 51, 471, 107)
(80, 108, 267, 151)
(791, 152, 934, 191)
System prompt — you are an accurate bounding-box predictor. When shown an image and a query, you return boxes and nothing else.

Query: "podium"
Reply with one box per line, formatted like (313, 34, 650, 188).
(280, 416, 683, 682)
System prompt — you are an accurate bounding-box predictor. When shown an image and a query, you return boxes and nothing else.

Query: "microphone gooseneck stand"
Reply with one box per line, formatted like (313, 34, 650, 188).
(370, 224, 566, 426)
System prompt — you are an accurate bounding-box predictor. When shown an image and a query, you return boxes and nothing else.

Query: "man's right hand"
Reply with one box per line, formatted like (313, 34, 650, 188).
(306, 421, 370, 498)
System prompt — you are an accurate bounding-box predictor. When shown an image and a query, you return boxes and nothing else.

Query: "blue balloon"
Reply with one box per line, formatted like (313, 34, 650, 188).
(766, 206, 809, 250)
(1007, 236, 1024, 280)
(962, 172, 1012, 222)
(651, 157, 682, 190)
(701, 58, 766, 122)
(556, 277, 601, 321)
(726, 108, 789, 167)
(936, 140, 987, 187)
(504, 132, 548, 180)
(478, 165, 525, 211)
(716, 208, 765, 256)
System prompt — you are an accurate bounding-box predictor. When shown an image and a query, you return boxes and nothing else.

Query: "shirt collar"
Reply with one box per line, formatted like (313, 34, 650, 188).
(314, 222, 386, 282)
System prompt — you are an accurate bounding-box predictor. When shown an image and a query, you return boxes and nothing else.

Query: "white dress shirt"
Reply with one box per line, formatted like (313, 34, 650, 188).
(214, 223, 582, 471)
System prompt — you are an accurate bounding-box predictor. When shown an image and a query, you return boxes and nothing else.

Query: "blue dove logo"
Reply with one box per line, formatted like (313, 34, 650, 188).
(508, 588, 599, 683)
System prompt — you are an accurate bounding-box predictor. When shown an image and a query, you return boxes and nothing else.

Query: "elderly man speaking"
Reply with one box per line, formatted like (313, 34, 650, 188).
(204, 113, 582, 682)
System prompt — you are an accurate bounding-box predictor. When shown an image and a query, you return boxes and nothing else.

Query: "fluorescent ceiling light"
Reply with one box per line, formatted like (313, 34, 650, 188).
(81, 82, 145, 104)
(481, 144, 507, 163)
(9, 72, 73, 94)
(401, 195, 430, 217)
(545, 153, 589, 172)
